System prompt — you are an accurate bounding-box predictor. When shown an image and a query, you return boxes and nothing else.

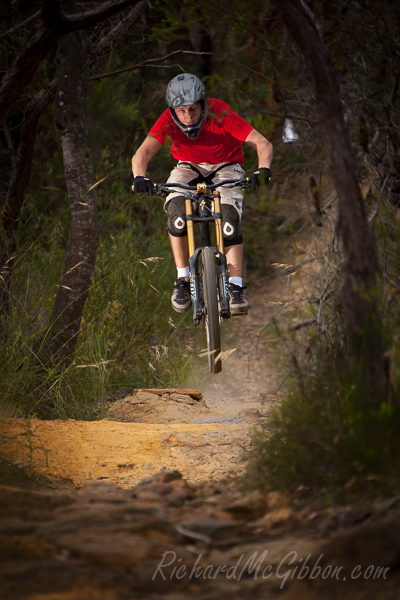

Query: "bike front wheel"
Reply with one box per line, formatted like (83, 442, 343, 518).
(201, 247, 222, 373)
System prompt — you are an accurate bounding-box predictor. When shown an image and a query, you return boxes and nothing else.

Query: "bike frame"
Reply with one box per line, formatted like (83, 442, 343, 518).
(185, 184, 230, 325)
(154, 177, 250, 372)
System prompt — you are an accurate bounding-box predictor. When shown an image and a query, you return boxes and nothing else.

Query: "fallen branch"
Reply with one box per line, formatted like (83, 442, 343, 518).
(134, 388, 203, 401)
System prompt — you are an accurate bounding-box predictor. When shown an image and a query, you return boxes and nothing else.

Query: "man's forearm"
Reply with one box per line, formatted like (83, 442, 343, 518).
(132, 150, 149, 177)
(132, 135, 162, 177)
(245, 129, 273, 169)
(257, 140, 273, 169)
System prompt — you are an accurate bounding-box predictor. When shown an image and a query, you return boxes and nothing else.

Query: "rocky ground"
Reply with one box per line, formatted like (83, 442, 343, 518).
(1, 204, 399, 598)
(0, 466, 399, 599)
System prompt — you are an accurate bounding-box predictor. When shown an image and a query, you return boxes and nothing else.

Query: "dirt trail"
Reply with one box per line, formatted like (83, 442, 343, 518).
(0, 265, 294, 488)
(1, 203, 399, 599)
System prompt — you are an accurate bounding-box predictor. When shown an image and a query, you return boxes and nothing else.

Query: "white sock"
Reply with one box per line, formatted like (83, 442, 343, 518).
(177, 267, 190, 279)
(229, 276, 243, 287)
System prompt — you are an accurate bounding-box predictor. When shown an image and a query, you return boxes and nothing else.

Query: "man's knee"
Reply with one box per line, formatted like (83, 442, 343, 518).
(167, 196, 187, 237)
(222, 204, 243, 246)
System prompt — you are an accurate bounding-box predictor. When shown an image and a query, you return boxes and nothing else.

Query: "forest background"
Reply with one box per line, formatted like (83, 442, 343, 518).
(1, 0, 400, 500)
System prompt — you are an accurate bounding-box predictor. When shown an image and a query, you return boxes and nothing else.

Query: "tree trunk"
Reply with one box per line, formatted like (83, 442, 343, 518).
(47, 30, 100, 363)
(0, 84, 55, 315)
(277, 0, 386, 403)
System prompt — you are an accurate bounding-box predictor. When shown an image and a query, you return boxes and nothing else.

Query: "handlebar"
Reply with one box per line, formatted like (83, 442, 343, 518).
(153, 177, 251, 196)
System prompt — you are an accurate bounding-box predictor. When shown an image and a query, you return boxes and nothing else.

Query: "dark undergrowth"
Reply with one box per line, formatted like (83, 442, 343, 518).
(244, 197, 400, 504)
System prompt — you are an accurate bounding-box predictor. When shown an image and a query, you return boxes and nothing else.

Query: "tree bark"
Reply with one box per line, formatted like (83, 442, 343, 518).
(277, 0, 386, 402)
(47, 30, 100, 362)
(0, 84, 56, 314)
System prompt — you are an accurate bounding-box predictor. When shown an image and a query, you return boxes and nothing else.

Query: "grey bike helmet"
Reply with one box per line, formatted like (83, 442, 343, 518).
(165, 73, 207, 139)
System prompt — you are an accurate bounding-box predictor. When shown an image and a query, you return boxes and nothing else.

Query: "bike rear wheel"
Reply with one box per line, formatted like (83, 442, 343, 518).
(201, 247, 221, 373)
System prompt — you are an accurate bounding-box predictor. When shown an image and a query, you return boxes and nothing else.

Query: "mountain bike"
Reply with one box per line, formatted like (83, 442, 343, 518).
(154, 177, 250, 374)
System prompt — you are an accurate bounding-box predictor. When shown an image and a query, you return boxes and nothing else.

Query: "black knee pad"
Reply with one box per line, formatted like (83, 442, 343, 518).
(167, 196, 187, 237)
(222, 204, 243, 246)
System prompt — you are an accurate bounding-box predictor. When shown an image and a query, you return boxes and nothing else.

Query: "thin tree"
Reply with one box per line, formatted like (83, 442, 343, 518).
(0, 85, 55, 314)
(44, 29, 99, 362)
(277, 0, 386, 403)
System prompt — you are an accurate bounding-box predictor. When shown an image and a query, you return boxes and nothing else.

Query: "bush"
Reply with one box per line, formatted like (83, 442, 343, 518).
(245, 197, 400, 503)
(246, 344, 400, 502)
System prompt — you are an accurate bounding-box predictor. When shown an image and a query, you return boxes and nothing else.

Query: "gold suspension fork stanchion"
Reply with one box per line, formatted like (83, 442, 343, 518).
(185, 194, 196, 257)
(213, 190, 231, 318)
(213, 191, 225, 254)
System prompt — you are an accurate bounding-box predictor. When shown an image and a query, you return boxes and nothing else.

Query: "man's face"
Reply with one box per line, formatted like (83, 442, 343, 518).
(175, 102, 202, 126)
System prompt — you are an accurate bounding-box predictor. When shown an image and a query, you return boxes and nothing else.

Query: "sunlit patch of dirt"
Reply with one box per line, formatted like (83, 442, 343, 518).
(0, 267, 291, 488)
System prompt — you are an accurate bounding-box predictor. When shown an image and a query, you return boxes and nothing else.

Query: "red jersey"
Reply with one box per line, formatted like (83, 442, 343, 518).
(149, 98, 253, 164)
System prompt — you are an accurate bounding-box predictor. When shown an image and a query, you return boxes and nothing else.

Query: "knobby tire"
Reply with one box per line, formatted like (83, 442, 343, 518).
(201, 247, 221, 373)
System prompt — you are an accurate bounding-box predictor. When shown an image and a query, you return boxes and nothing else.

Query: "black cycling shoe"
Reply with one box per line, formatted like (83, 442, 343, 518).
(229, 283, 250, 315)
(171, 277, 191, 313)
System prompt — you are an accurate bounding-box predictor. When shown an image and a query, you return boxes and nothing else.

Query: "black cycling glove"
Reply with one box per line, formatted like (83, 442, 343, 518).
(132, 176, 153, 196)
(251, 167, 271, 189)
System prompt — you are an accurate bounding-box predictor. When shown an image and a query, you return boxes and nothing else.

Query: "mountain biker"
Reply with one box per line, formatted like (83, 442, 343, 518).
(132, 73, 272, 315)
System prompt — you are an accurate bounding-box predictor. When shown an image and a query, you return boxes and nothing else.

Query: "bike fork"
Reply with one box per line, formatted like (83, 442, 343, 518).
(189, 249, 203, 325)
(217, 253, 230, 318)
(185, 195, 202, 325)
(213, 191, 230, 319)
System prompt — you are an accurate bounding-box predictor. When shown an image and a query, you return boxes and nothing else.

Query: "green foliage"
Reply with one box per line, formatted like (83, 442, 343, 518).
(246, 341, 400, 502)
(87, 74, 143, 165)
(0, 176, 194, 419)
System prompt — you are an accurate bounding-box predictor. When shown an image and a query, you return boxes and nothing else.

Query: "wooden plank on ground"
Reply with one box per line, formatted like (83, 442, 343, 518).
(133, 388, 203, 401)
